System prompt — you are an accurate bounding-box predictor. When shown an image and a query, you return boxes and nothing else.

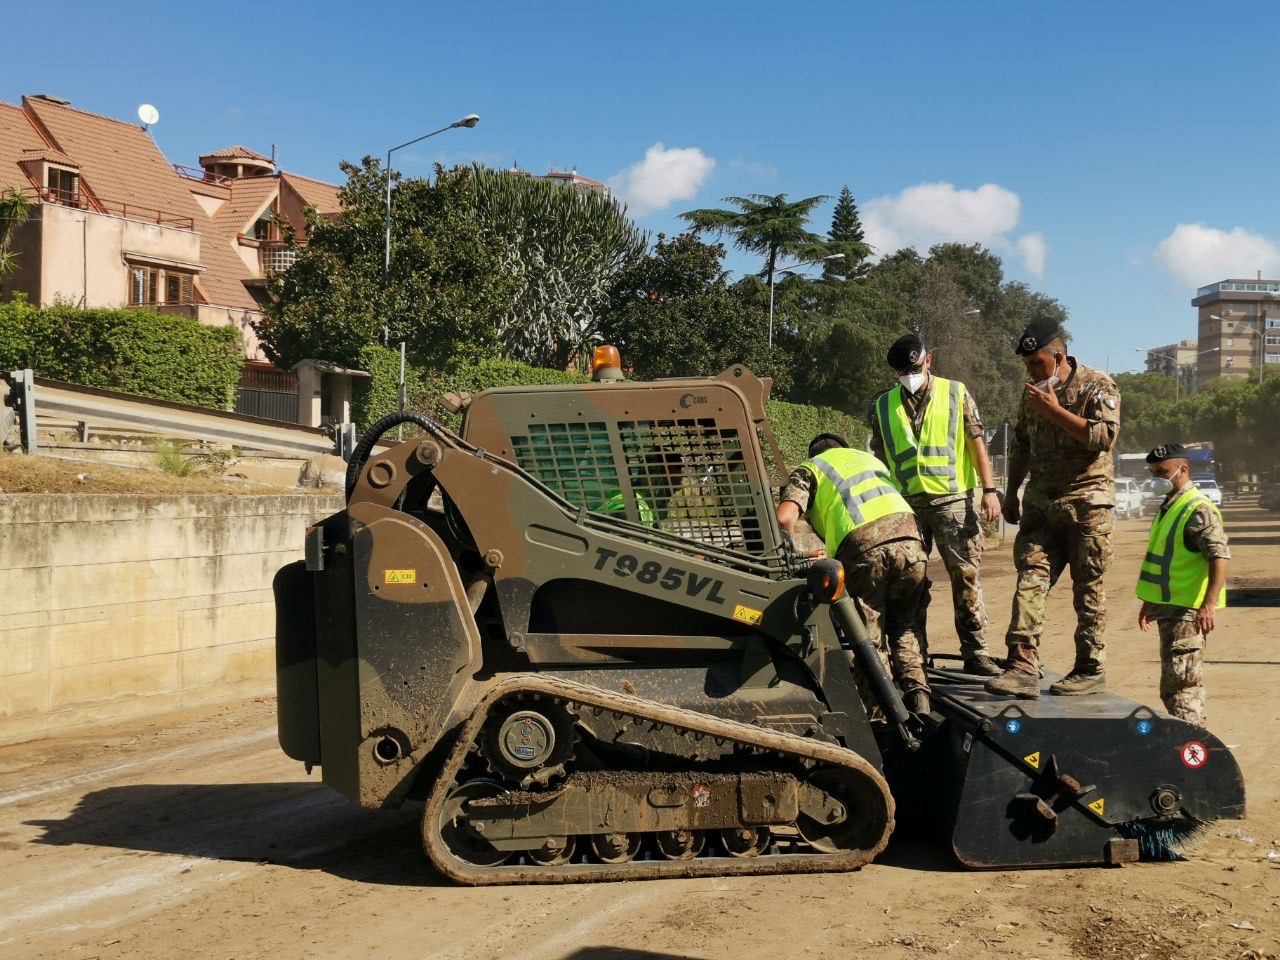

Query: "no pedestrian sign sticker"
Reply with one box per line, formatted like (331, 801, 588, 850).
(1180, 741, 1208, 769)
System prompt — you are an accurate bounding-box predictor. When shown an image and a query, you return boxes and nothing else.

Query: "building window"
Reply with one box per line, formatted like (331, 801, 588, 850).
(46, 166, 79, 206)
(1226, 357, 1234, 368)
(129, 265, 194, 306)
(1226, 338, 1233, 347)
(1266, 335, 1280, 347)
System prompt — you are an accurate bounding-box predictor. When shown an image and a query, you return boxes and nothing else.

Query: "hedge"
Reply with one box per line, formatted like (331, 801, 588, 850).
(0, 298, 243, 409)
(354, 344, 866, 472)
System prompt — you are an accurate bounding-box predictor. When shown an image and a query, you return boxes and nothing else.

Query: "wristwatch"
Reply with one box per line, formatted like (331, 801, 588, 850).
(982, 487, 999, 495)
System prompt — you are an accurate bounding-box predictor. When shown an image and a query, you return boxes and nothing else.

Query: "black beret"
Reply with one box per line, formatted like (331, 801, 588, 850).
(1146, 442, 1188, 464)
(887, 334, 926, 371)
(1015, 317, 1063, 356)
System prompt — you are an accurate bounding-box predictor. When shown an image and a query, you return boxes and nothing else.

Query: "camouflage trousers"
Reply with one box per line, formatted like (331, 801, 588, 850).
(913, 495, 990, 660)
(1158, 617, 1206, 724)
(1005, 500, 1113, 672)
(841, 538, 930, 695)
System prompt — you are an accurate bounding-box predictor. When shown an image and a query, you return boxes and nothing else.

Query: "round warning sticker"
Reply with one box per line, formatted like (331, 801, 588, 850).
(1180, 740, 1208, 769)
(1004, 719, 1021, 735)
(1136, 720, 1152, 736)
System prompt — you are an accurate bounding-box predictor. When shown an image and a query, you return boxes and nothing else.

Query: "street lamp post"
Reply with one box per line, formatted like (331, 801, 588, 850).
(383, 114, 480, 281)
(1135, 345, 1220, 401)
(768, 253, 844, 348)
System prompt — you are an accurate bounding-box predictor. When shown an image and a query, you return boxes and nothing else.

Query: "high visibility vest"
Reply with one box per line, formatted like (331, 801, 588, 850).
(802, 448, 913, 556)
(874, 376, 978, 496)
(597, 490, 656, 527)
(1136, 484, 1226, 609)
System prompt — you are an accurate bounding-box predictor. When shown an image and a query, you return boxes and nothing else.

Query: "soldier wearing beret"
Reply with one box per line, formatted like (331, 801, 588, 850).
(1136, 443, 1229, 724)
(867, 333, 1003, 677)
(986, 319, 1122, 699)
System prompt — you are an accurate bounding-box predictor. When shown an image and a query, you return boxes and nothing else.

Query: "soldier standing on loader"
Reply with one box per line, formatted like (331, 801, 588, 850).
(986, 319, 1122, 700)
(775, 433, 932, 715)
(868, 334, 1003, 678)
(1136, 443, 1229, 724)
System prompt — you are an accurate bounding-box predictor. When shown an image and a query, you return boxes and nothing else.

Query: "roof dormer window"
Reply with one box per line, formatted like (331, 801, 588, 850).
(46, 165, 80, 206)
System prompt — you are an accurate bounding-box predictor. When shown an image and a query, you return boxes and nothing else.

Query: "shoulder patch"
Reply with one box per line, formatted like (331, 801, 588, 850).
(1187, 508, 1208, 529)
(1104, 396, 1117, 409)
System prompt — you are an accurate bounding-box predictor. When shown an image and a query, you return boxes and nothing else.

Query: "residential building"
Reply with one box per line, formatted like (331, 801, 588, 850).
(0, 94, 357, 425)
(1144, 339, 1199, 394)
(508, 164, 610, 196)
(1191, 278, 1280, 384)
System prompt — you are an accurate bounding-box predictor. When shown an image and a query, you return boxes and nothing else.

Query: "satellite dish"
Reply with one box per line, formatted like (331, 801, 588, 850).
(137, 104, 160, 127)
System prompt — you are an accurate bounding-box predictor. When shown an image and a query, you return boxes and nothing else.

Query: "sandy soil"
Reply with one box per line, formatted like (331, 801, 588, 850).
(1, 501, 1278, 960)
(0, 453, 314, 495)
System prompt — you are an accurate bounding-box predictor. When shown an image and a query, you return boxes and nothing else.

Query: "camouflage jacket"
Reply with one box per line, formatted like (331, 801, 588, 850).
(1010, 358, 1120, 507)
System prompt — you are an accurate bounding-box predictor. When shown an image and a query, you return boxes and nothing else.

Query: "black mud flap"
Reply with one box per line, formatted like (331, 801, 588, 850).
(891, 670, 1246, 868)
(274, 560, 321, 764)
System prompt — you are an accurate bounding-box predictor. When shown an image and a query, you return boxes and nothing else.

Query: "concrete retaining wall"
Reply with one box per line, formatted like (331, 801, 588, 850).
(0, 493, 343, 745)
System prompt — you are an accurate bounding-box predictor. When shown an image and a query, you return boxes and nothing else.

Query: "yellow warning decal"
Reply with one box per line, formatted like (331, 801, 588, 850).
(1023, 751, 1040, 769)
(732, 604, 764, 625)
(1088, 797, 1105, 816)
(384, 569, 416, 585)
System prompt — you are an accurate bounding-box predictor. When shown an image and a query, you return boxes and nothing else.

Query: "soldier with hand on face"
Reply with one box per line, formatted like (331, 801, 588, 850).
(776, 433, 933, 715)
(1137, 443, 1229, 725)
(869, 333, 1004, 678)
(986, 319, 1121, 700)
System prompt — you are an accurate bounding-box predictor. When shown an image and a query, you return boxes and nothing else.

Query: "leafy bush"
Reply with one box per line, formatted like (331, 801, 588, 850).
(765, 397, 869, 470)
(0, 298, 243, 409)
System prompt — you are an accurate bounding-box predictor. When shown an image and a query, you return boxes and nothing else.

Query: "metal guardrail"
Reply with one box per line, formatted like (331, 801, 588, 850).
(5, 370, 352, 460)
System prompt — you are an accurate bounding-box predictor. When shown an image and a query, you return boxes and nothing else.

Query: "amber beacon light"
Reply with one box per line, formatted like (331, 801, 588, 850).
(591, 345, 623, 381)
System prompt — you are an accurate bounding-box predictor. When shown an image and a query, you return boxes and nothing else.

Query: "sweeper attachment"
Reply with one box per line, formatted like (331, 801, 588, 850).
(274, 358, 1243, 884)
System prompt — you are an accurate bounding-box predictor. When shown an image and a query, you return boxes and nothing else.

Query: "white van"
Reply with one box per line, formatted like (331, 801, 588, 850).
(1114, 477, 1145, 519)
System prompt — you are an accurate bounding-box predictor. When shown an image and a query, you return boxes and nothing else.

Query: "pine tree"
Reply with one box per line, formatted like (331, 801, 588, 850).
(824, 186, 870, 280)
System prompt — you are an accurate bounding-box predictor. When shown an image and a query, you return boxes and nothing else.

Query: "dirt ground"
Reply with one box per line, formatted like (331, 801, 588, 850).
(0, 453, 314, 495)
(2, 500, 1278, 960)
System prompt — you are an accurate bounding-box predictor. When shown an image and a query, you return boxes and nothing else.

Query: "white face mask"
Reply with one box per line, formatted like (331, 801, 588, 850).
(1150, 476, 1174, 495)
(1034, 374, 1060, 391)
(899, 372, 926, 393)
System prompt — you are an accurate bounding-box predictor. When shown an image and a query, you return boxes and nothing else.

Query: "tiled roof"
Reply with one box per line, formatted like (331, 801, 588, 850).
(19, 147, 75, 166)
(0, 101, 51, 190)
(16, 96, 260, 310)
(213, 175, 278, 234)
(281, 172, 341, 213)
(200, 145, 271, 162)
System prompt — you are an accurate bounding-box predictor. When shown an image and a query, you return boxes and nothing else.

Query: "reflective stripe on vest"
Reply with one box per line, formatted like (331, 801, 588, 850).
(802, 448, 913, 556)
(1135, 484, 1226, 608)
(875, 376, 977, 496)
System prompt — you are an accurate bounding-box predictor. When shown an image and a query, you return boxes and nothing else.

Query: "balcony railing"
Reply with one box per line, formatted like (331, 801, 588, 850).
(173, 164, 232, 186)
(23, 186, 194, 230)
(260, 240, 298, 275)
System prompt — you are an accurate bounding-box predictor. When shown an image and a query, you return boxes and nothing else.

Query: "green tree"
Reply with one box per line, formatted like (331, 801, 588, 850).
(679, 193, 829, 298)
(824, 186, 870, 280)
(258, 159, 515, 370)
(472, 167, 646, 370)
(0, 187, 32, 286)
(599, 232, 790, 389)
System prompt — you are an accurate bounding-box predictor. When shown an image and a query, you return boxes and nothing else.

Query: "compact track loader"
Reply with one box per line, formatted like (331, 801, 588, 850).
(274, 358, 1244, 884)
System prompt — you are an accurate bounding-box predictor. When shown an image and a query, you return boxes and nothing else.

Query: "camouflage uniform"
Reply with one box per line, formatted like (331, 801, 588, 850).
(782, 467, 928, 694)
(869, 379, 990, 661)
(1143, 498, 1231, 724)
(1006, 358, 1121, 673)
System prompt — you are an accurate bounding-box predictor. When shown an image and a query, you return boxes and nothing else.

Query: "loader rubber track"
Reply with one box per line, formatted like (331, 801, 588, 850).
(422, 674, 894, 885)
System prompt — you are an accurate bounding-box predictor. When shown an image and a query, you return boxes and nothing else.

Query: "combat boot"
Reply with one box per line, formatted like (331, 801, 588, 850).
(904, 689, 931, 715)
(1049, 669, 1106, 696)
(962, 654, 1002, 677)
(984, 667, 1040, 699)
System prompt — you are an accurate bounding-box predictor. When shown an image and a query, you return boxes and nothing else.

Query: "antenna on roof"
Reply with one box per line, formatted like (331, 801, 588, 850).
(271, 144, 278, 172)
(137, 104, 160, 131)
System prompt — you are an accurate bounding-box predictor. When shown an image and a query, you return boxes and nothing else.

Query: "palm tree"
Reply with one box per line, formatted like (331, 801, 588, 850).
(0, 187, 32, 286)
(679, 193, 829, 295)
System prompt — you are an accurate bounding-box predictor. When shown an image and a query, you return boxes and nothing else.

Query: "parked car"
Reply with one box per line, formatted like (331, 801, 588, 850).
(1114, 477, 1145, 519)
(1195, 478, 1223, 508)
(1139, 479, 1165, 516)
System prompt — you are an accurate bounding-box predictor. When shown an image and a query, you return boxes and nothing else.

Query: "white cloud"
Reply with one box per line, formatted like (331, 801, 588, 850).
(609, 143, 715, 217)
(1016, 232, 1047, 280)
(862, 181, 1046, 276)
(1152, 223, 1280, 288)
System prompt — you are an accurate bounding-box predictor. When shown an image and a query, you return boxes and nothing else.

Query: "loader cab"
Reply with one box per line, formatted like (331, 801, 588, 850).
(459, 362, 788, 558)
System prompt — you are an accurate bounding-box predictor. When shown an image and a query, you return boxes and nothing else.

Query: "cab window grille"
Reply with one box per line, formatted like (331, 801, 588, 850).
(510, 422, 618, 510)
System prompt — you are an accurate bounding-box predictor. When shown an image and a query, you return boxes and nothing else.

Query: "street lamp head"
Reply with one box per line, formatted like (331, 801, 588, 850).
(1209, 314, 1223, 321)
(963, 308, 981, 316)
(823, 253, 846, 261)
(453, 114, 481, 128)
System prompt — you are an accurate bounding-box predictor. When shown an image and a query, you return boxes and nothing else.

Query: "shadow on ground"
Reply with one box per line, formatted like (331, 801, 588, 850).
(25, 782, 441, 887)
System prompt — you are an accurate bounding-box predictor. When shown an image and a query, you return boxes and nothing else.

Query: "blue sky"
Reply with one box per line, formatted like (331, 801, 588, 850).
(7, 1, 1279, 372)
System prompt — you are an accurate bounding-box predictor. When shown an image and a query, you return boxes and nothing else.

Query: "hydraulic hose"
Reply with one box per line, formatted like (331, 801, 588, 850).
(829, 594, 913, 729)
(344, 411, 447, 500)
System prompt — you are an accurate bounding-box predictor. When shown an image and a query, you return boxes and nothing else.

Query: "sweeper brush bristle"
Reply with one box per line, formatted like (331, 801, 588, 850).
(1117, 817, 1211, 861)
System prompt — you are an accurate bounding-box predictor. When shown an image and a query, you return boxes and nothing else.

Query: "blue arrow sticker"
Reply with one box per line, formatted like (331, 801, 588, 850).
(1136, 720, 1152, 736)
(1004, 719, 1021, 735)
